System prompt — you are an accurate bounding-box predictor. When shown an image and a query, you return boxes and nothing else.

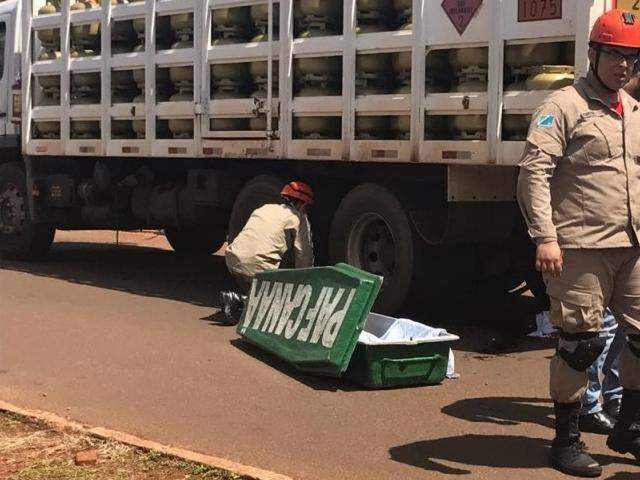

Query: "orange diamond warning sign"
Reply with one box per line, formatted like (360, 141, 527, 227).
(442, 0, 483, 35)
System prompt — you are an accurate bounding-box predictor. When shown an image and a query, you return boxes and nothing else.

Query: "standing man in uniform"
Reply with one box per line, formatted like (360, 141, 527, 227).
(518, 9, 640, 477)
(220, 181, 314, 323)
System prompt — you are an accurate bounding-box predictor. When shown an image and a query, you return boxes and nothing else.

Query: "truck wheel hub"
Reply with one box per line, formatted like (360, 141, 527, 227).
(0, 184, 26, 235)
(348, 213, 395, 282)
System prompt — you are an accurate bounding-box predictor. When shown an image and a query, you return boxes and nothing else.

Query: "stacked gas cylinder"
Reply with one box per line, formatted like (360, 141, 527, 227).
(503, 42, 574, 140)
(210, 5, 280, 133)
(450, 47, 488, 140)
(294, 0, 412, 140)
(34, 1, 62, 139)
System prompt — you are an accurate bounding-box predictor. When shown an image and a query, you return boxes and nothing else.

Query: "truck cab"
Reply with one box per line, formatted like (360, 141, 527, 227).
(0, 0, 20, 144)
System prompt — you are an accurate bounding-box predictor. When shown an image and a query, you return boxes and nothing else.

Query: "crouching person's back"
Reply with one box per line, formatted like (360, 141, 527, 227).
(220, 181, 314, 323)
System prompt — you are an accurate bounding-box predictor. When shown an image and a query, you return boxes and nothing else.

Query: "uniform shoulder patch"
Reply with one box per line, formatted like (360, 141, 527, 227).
(537, 115, 555, 127)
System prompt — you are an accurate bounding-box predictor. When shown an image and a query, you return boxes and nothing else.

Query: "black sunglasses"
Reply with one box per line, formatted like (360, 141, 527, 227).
(600, 47, 640, 66)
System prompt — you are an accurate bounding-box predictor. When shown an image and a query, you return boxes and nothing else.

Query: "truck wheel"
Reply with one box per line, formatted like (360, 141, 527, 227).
(227, 175, 284, 243)
(164, 225, 226, 255)
(0, 162, 55, 260)
(329, 183, 416, 314)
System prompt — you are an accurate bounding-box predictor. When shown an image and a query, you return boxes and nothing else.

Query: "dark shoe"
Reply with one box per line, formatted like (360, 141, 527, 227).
(607, 428, 640, 461)
(551, 440, 603, 477)
(607, 389, 640, 462)
(220, 291, 243, 325)
(579, 411, 615, 435)
(552, 402, 603, 477)
(604, 398, 622, 420)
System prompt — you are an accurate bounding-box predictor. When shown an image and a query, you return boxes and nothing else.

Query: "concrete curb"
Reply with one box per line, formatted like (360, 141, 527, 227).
(0, 400, 294, 480)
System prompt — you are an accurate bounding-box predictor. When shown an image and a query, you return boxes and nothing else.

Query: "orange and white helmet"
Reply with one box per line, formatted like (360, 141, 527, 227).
(281, 181, 314, 206)
(590, 9, 640, 49)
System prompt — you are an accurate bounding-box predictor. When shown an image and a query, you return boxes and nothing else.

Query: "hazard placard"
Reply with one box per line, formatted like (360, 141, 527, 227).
(616, 0, 640, 14)
(518, 0, 562, 22)
(441, 0, 483, 36)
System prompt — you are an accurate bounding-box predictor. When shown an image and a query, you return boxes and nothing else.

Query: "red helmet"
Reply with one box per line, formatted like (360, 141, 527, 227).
(281, 181, 314, 205)
(590, 9, 640, 49)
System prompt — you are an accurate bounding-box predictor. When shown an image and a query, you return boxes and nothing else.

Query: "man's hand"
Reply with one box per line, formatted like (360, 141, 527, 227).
(536, 241, 563, 277)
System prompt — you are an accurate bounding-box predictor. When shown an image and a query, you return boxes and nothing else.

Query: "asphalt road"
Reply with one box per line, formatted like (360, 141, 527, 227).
(1, 231, 639, 480)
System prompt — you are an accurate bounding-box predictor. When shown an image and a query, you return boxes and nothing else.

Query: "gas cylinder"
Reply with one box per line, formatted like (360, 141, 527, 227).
(525, 66, 574, 90)
(71, 120, 100, 139)
(503, 114, 531, 141)
(426, 51, 450, 93)
(424, 115, 449, 140)
(355, 115, 388, 139)
(393, 0, 412, 30)
(37, 2, 61, 60)
(34, 121, 60, 139)
(505, 42, 561, 68)
(111, 120, 134, 139)
(132, 119, 145, 138)
(357, 0, 393, 34)
(563, 42, 576, 65)
(356, 53, 392, 95)
(294, 116, 340, 139)
(249, 116, 278, 131)
(171, 13, 194, 49)
(297, 0, 340, 38)
(449, 47, 489, 70)
(391, 115, 410, 140)
(250, 61, 278, 98)
(296, 57, 340, 96)
(112, 70, 137, 103)
(451, 115, 486, 140)
(132, 16, 145, 51)
(71, 72, 100, 105)
(38, 0, 60, 15)
(111, 1, 136, 54)
(212, 8, 250, 45)
(211, 118, 249, 131)
(38, 75, 60, 106)
(170, 66, 193, 92)
(39, 75, 60, 94)
(251, 4, 279, 42)
(393, 51, 411, 93)
(132, 69, 145, 103)
(168, 118, 193, 139)
(299, 0, 338, 16)
(168, 65, 194, 138)
(70, 0, 100, 57)
(454, 67, 488, 92)
(211, 63, 250, 99)
(506, 65, 574, 91)
(132, 69, 171, 103)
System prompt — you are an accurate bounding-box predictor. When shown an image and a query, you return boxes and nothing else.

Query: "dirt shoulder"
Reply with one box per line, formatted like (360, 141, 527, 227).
(0, 410, 246, 480)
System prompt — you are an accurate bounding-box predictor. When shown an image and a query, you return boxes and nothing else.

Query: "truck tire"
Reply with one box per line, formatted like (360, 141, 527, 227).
(329, 183, 416, 314)
(227, 174, 285, 243)
(164, 225, 227, 255)
(0, 162, 55, 260)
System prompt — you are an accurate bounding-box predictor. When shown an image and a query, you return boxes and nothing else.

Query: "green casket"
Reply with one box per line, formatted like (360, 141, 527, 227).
(236, 263, 382, 377)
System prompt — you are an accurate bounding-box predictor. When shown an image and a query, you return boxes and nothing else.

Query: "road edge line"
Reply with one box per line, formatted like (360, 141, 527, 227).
(0, 399, 294, 480)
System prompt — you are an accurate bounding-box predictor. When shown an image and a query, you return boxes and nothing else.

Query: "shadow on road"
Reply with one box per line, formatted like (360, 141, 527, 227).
(389, 434, 633, 475)
(229, 338, 362, 392)
(0, 238, 557, 354)
(441, 396, 554, 429)
(0, 240, 235, 308)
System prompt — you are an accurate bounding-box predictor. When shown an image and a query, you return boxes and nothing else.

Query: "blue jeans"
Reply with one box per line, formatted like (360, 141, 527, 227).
(579, 309, 624, 415)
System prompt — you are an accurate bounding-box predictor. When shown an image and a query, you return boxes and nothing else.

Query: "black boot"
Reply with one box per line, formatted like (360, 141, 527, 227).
(607, 389, 640, 462)
(551, 402, 602, 477)
(220, 291, 244, 325)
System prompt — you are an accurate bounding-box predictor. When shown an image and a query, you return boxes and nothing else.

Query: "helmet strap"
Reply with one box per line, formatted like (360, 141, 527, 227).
(590, 44, 618, 93)
(282, 195, 303, 211)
